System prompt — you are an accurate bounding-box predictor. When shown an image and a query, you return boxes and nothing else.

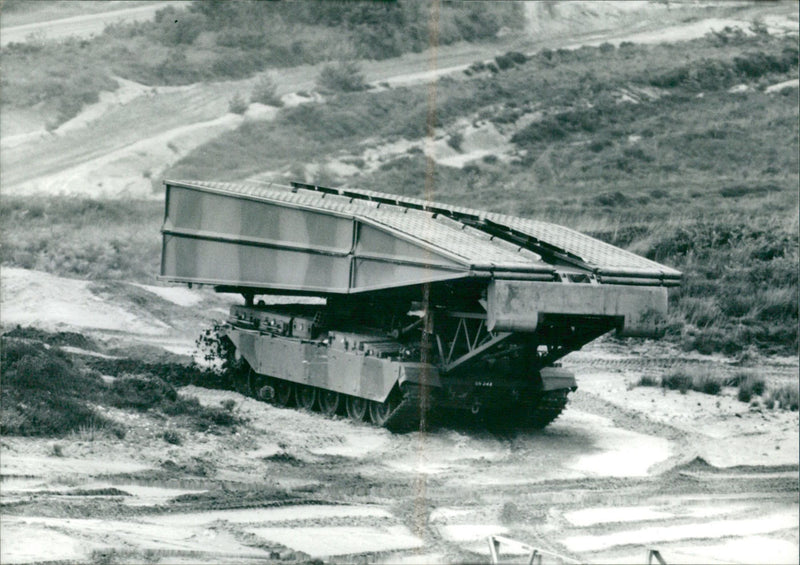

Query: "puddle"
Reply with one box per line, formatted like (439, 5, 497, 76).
(604, 535, 799, 565)
(0, 522, 94, 564)
(2, 516, 269, 559)
(385, 430, 511, 475)
(247, 525, 424, 557)
(563, 511, 799, 553)
(0, 477, 48, 492)
(564, 506, 671, 527)
(671, 535, 798, 565)
(565, 410, 671, 477)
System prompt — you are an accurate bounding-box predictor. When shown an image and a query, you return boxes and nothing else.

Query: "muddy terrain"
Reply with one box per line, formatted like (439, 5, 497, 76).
(1, 268, 798, 564)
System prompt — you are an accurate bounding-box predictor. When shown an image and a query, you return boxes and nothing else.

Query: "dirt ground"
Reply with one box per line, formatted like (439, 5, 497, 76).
(2, 268, 798, 565)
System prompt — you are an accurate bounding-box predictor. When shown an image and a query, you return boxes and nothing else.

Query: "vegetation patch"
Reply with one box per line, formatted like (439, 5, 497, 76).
(731, 370, 767, 402)
(316, 61, 368, 93)
(1, 337, 120, 437)
(2, 2, 522, 127)
(1, 333, 244, 438)
(764, 384, 800, 411)
(637, 364, 795, 411)
(0, 197, 162, 282)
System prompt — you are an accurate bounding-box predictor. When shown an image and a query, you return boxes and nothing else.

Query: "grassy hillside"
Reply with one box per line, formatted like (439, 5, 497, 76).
(2, 1, 522, 128)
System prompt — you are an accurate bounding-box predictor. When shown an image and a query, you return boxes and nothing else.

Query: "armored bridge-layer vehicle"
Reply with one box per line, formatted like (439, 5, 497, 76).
(160, 179, 680, 430)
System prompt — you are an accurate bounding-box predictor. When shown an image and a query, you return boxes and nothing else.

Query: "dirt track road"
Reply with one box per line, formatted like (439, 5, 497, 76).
(0, 2, 182, 46)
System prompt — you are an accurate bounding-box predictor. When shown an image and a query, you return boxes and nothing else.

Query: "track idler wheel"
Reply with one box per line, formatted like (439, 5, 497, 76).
(346, 396, 368, 422)
(318, 390, 342, 416)
(295, 385, 317, 411)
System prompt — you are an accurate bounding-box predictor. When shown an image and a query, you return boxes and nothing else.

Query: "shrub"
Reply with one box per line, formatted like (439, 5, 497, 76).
(110, 375, 178, 411)
(250, 74, 283, 107)
(764, 384, 799, 411)
(228, 92, 249, 114)
(660, 366, 725, 396)
(160, 394, 241, 431)
(2, 389, 115, 437)
(662, 370, 692, 394)
(733, 370, 766, 402)
(637, 375, 660, 387)
(316, 61, 367, 93)
(495, 51, 527, 71)
(447, 131, 464, 151)
(163, 430, 182, 445)
(693, 373, 723, 395)
(589, 138, 613, 152)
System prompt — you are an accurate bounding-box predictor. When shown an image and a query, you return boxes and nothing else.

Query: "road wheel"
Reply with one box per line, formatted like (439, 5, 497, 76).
(295, 384, 317, 411)
(346, 396, 368, 422)
(369, 397, 397, 427)
(319, 390, 341, 416)
(273, 379, 295, 407)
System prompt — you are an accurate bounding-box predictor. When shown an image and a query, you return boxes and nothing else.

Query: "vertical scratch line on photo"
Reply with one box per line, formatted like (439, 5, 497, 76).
(413, 0, 440, 545)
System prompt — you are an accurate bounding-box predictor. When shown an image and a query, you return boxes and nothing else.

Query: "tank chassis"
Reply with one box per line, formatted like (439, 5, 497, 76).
(160, 180, 680, 431)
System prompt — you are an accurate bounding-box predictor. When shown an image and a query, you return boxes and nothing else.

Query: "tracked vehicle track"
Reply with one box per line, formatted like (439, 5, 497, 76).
(529, 389, 570, 428)
(383, 386, 426, 432)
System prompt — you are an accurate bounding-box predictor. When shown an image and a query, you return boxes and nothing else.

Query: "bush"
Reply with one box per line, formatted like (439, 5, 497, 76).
(316, 61, 367, 93)
(228, 92, 249, 114)
(250, 74, 283, 107)
(662, 370, 693, 394)
(694, 373, 723, 395)
(733, 370, 766, 402)
(110, 375, 178, 411)
(637, 375, 660, 387)
(660, 366, 725, 396)
(494, 51, 527, 71)
(163, 429, 182, 445)
(764, 384, 799, 411)
(447, 131, 464, 151)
